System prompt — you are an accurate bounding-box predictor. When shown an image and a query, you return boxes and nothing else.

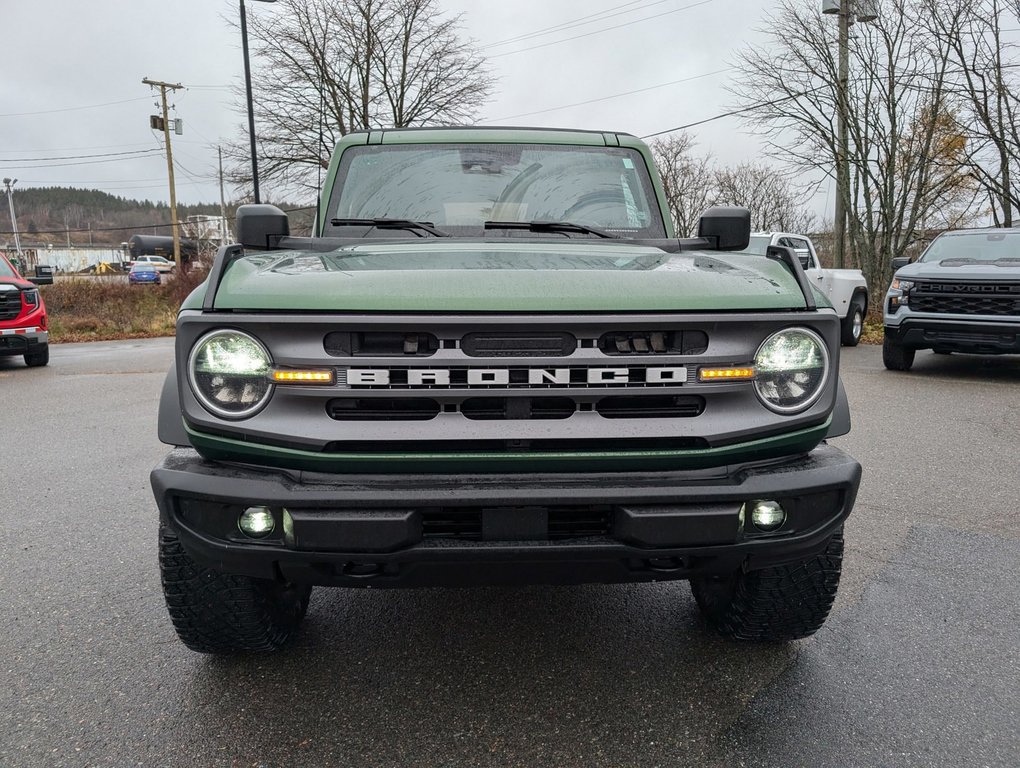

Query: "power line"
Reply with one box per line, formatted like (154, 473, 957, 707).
(0, 148, 166, 163)
(489, 68, 730, 121)
(0, 96, 151, 118)
(489, 0, 715, 58)
(485, 0, 674, 47)
(0, 151, 165, 170)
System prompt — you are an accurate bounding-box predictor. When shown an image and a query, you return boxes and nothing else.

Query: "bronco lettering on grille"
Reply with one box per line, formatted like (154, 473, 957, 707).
(346, 366, 689, 387)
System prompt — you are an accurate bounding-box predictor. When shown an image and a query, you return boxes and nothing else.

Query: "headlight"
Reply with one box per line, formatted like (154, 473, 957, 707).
(188, 330, 273, 419)
(887, 277, 914, 312)
(754, 328, 829, 414)
(23, 289, 40, 308)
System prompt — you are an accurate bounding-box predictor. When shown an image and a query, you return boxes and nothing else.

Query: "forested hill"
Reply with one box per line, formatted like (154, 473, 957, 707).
(2, 186, 318, 246)
(0, 187, 224, 246)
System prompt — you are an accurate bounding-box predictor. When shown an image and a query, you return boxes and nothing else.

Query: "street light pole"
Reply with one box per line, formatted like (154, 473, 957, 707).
(3, 178, 24, 262)
(823, 0, 878, 270)
(834, 4, 850, 270)
(240, 0, 277, 205)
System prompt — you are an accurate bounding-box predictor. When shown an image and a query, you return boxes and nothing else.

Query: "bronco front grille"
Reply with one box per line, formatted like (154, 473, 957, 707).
(911, 282, 1020, 316)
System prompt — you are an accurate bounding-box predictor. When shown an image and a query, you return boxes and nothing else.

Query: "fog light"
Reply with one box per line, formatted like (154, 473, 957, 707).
(750, 500, 786, 532)
(239, 506, 276, 538)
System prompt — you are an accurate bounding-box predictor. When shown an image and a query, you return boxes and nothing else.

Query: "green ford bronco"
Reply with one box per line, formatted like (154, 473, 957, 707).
(151, 127, 861, 653)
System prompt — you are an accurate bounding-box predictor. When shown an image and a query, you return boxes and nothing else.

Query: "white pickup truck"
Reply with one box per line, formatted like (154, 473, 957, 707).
(741, 232, 869, 346)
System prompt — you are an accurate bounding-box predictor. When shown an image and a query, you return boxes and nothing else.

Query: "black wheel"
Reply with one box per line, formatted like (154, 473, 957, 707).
(840, 302, 865, 346)
(24, 344, 49, 367)
(690, 529, 844, 642)
(159, 528, 311, 654)
(882, 335, 915, 371)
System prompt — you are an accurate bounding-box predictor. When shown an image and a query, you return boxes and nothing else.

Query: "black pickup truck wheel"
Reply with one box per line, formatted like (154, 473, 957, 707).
(882, 336, 916, 371)
(24, 344, 49, 367)
(158, 529, 311, 654)
(690, 528, 844, 642)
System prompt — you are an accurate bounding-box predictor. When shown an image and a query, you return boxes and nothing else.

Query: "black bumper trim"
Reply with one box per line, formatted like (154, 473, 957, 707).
(885, 318, 1020, 353)
(151, 444, 861, 587)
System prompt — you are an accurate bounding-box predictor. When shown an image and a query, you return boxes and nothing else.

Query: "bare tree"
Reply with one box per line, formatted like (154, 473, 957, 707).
(728, 0, 978, 295)
(713, 162, 818, 233)
(230, 0, 494, 197)
(650, 133, 715, 236)
(924, 0, 1020, 226)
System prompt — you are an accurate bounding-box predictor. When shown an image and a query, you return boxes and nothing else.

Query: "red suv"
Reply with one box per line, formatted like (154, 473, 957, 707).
(0, 253, 49, 367)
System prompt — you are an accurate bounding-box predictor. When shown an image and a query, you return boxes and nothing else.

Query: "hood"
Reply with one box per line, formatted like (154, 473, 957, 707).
(207, 241, 810, 313)
(895, 259, 1020, 281)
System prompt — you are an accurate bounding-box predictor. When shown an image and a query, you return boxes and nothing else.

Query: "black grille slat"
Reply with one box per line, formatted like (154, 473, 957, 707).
(0, 292, 21, 321)
(461, 331, 576, 357)
(461, 397, 575, 420)
(599, 330, 708, 355)
(323, 437, 710, 452)
(327, 398, 439, 421)
(912, 282, 1020, 316)
(596, 395, 705, 419)
(324, 331, 439, 357)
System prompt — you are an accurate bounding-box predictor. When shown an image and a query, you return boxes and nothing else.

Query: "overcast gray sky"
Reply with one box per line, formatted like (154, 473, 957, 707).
(0, 0, 807, 207)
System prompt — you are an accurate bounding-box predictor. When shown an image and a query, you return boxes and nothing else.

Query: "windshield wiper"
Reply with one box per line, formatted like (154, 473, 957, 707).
(484, 220, 617, 239)
(329, 218, 449, 237)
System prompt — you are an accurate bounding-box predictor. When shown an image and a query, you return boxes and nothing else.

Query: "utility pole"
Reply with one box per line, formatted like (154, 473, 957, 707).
(3, 178, 24, 264)
(143, 78, 184, 269)
(834, 5, 850, 270)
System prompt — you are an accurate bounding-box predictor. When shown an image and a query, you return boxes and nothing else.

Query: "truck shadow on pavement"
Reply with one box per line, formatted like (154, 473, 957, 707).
(179, 582, 797, 766)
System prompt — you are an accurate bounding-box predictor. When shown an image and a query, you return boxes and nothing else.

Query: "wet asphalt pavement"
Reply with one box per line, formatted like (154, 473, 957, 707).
(0, 339, 1018, 767)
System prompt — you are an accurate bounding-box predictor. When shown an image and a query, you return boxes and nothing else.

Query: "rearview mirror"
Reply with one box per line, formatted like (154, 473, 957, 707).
(697, 207, 751, 251)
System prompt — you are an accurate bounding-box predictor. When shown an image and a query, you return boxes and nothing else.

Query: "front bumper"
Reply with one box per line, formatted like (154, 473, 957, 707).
(0, 327, 48, 357)
(151, 443, 861, 588)
(884, 316, 1020, 354)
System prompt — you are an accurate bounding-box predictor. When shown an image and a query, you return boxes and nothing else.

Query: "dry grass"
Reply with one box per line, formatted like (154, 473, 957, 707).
(42, 267, 208, 343)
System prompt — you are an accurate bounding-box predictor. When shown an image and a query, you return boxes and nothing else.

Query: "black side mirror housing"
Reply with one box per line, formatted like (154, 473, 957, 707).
(236, 204, 289, 250)
(890, 256, 911, 271)
(697, 207, 751, 251)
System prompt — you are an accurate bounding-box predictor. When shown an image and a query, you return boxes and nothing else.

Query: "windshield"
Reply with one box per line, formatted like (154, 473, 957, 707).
(920, 231, 1020, 262)
(325, 143, 666, 238)
(0, 256, 18, 279)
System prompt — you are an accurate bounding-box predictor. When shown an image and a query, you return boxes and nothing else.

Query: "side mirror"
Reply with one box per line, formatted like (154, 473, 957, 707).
(28, 265, 54, 286)
(236, 204, 289, 250)
(794, 249, 812, 269)
(697, 207, 751, 251)
(890, 256, 911, 271)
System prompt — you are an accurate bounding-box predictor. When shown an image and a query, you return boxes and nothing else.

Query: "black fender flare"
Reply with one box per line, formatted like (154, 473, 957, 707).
(825, 376, 852, 439)
(157, 361, 192, 447)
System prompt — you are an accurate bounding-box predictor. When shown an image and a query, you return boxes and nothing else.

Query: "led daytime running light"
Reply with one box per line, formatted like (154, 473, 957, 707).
(699, 366, 756, 381)
(271, 369, 335, 384)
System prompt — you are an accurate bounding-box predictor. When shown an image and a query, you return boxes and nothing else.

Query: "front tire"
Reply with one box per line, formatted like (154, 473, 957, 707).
(159, 528, 311, 654)
(24, 344, 49, 367)
(841, 302, 865, 346)
(882, 335, 915, 371)
(690, 529, 844, 642)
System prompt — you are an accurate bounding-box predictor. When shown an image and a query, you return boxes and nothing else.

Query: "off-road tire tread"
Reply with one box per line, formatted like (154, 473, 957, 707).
(882, 336, 915, 371)
(691, 530, 844, 642)
(159, 529, 310, 654)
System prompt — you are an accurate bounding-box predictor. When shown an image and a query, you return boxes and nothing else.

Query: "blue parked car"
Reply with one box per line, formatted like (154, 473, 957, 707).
(128, 263, 161, 285)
